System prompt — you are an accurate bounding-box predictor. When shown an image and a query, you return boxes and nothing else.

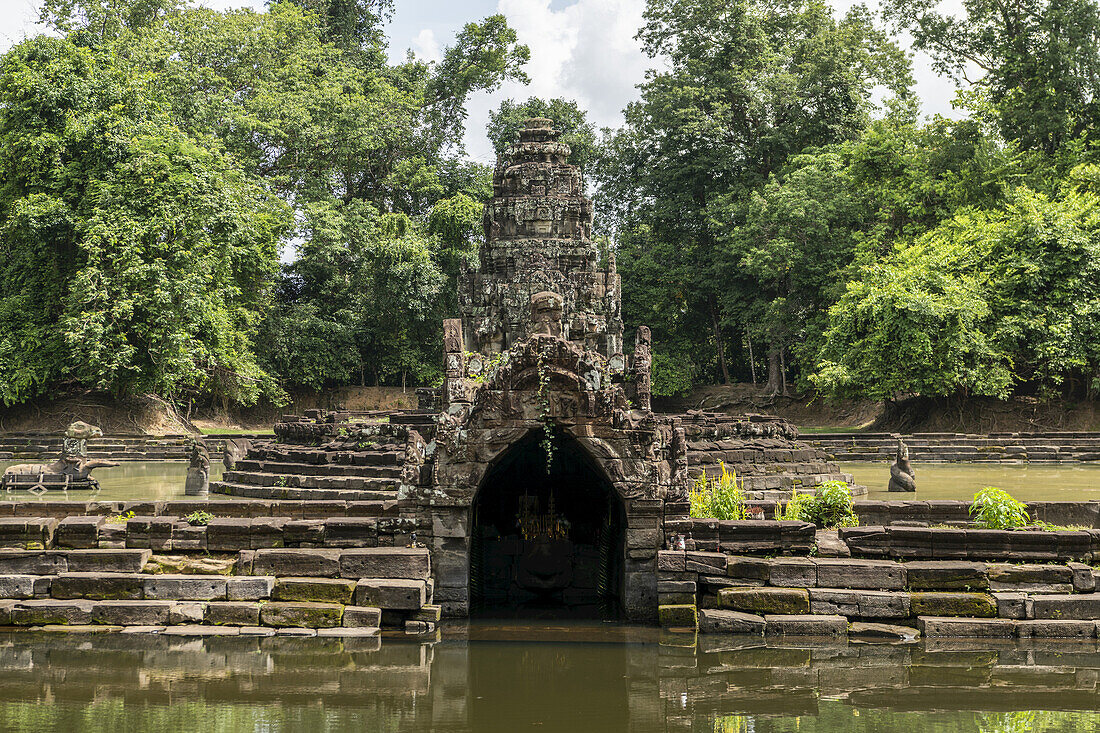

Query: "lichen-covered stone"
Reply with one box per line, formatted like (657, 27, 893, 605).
(260, 602, 344, 628)
(909, 592, 997, 618)
(658, 604, 697, 630)
(697, 608, 764, 635)
(719, 587, 810, 615)
(274, 577, 357, 604)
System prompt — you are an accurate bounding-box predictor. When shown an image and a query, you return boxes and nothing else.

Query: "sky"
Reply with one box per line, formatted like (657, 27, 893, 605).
(0, 0, 966, 163)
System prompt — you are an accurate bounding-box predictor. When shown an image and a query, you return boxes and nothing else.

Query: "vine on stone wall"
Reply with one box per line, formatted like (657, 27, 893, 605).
(536, 342, 555, 473)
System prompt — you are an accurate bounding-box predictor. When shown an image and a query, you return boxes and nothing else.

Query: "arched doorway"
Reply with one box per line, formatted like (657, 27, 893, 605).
(469, 429, 626, 618)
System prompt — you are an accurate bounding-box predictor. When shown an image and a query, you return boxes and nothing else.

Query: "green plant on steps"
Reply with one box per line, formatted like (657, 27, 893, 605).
(105, 510, 135, 524)
(970, 486, 1030, 529)
(778, 481, 858, 529)
(688, 462, 746, 520)
(185, 511, 214, 526)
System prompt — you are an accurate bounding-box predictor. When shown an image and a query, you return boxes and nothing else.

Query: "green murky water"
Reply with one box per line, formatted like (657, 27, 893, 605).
(840, 461, 1100, 501)
(0, 461, 226, 502)
(0, 625, 1098, 731)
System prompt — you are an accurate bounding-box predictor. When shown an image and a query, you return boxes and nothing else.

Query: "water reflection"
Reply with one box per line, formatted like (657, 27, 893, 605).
(0, 461, 226, 502)
(840, 461, 1100, 501)
(0, 625, 1099, 731)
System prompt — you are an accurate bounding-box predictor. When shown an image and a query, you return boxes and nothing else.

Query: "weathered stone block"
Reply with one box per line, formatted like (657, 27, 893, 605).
(206, 518, 254, 552)
(683, 551, 726, 575)
(340, 548, 430, 580)
(323, 518, 379, 548)
(697, 609, 764, 635)
(815, 559, 905, 590)
(848, 622, 918, 641)
(1068, 562, 1096, 592)
(657, 551, 685, 572)
(92, 600, 174, 625)
(55, 517, 103, 549)
(719, 587, 809, 615)
(0, 551, 65, 575)
(11, 599, 94, 625)
(143, 575, 228, 601)
(169, 602, 205, 624)
(918, 616, 1016, 638)
(226, 576, 275, 601)
(252, 549, 342, 578)
(1031, 594, 1100, 620)
(904, 561, 987, 591)
(205, 602, 261, 626)
(1016, 619, 1096, 639)
(768, 558, 816, 587)
(274, 577, 357, 604)
(354, 579, 426, 610)
(52, 572, 144, 600)
(765, 614, 846, 637)
(260, 602, 344, 628)
(988, 564, 1073, 592)
(992, 592, 1030, 620)
(909, 592, 997, 618)
(0, 574, 45, 600)
(66, 549, 152, 573)
(342, 605, 382, 627)
(658, 604, 697, 630)
(725, 557, 770, 583)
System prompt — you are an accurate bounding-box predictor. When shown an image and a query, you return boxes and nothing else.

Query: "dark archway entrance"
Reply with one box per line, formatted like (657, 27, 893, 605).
(469, 430, 626, 618)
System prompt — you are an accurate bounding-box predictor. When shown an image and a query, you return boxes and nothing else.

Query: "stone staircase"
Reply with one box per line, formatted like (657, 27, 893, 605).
(0, 546, 438, 635)
(211, 426, 413, 500)
(809, 431, 1100, 462)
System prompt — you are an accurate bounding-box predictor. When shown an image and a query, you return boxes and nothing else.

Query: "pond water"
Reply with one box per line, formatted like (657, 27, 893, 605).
(840, 461, 1100, 502)
(0, 623, 1098, 732)
(0, 461, 226, 502)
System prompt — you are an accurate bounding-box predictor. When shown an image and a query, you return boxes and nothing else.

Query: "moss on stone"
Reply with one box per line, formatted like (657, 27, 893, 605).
(718, 587, 810, 615)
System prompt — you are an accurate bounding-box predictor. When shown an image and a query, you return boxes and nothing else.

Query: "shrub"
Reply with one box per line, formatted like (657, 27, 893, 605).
(689, 462, 746, 520)
(185, 511, 214, 526)
(778, 481, 858, 529)
(105, 511, 135, 524)
(969, 487, 1030, 529)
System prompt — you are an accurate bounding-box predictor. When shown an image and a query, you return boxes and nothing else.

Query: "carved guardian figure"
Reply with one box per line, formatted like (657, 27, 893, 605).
(888, 439, 916, 492)
(2, 421, 118, 491)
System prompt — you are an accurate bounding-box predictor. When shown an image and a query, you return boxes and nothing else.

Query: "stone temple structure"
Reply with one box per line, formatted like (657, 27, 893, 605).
(211, 118, 854, 621)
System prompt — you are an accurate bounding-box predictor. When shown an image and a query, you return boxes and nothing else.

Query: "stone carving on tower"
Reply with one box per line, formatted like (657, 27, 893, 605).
(459, 117, 625, 371)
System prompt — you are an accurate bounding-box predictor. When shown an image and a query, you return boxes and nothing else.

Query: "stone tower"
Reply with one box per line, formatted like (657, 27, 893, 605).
(459, 118, 624, 369)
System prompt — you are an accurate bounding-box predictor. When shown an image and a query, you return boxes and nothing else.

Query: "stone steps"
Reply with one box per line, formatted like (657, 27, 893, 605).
(233, 460, 402, 478)
(222, 471, 399, 491)
(0, 546, 434, 632)
(208, 481, 398, 501)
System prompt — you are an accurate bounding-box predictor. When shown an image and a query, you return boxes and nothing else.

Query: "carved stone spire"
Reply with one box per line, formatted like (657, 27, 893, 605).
(458, 118, 623, 367)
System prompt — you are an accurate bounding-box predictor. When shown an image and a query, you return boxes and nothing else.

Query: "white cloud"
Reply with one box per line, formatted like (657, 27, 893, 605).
(412, 27, 441, 63)
(461, 0, 651, 160)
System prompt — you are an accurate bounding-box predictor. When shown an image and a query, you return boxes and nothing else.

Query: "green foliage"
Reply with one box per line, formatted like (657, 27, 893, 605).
(595, 0, 912, 388)
(778, 481, 858, 528)
(184, 510, 213, 526)
(0, 36, 290, 407)
(106, 511, 135, 524)
(969, 487, 1031, 530)
(689, 463, 746, 520)
(487, 97, 597, 169)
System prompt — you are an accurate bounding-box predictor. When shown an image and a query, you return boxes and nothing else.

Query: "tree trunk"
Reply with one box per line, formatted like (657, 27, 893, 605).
(710, 304, 731, 384)
(765, 346, 782, 395)
(779, 346, 789, 396)
(746, 329, 757, 386)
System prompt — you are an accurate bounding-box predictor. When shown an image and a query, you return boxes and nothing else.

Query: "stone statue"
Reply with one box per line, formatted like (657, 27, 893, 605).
(888, 439, 916, 492)
(222, 437, 251, 471)
(529, 291, 564, 338)
(1, 421, 118, 490)
(185, 439, 211, 496)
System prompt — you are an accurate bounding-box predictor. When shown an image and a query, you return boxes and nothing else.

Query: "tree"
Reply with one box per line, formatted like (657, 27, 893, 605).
(595, 0, 912, 389)
(487, 98, 597, 169)
(882, 0, 1100, 155)
(0, 37, 290, 406)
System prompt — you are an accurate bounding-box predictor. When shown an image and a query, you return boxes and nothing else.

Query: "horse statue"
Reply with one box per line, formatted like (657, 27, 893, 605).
(888, 439, 916, 492)
(1, 421, 118, 491)
(185, 439, 211, 496)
